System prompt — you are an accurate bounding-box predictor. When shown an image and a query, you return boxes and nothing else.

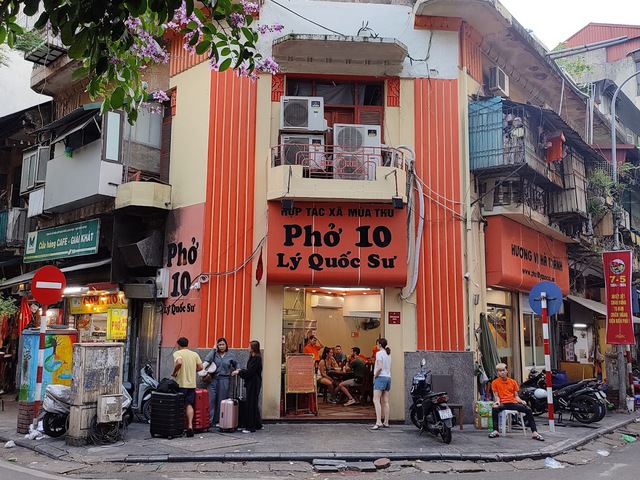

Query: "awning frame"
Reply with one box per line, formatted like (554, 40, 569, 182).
(567, 294, 640, 324)
(0, 258, 112, 291)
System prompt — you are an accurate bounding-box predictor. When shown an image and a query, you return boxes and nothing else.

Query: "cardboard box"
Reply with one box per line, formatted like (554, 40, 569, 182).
(474, 401, 493, 430)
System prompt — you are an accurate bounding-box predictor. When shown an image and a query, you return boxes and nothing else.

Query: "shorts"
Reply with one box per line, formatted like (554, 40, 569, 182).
(179, 387, 196, 406)
(373, 376, 391, 391)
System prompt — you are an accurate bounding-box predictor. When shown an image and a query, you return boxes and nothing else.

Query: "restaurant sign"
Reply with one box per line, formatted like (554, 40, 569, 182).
(24, 219, 100, 263)
(267, 202, 407, 286)
(603, 250, 635, 345)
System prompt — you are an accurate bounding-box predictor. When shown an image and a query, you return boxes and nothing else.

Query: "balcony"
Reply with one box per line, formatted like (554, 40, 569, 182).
(0, 208, 27, 246)
(23, 30, 67, 66)
(32, 104, 166, 214)
(267, 144, 409, 205)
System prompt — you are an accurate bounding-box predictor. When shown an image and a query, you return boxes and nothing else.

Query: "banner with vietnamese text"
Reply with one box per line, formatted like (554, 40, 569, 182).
(603, 250, 635, 344)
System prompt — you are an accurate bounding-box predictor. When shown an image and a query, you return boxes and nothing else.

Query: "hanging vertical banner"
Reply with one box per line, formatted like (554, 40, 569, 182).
(603, 250, 635, 344)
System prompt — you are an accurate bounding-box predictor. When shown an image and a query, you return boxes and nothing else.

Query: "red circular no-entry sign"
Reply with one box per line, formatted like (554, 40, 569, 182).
(31, 266, 66, 305)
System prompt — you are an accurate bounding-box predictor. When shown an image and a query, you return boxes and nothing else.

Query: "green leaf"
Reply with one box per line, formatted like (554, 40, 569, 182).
(188, 30, 200, 45)
(218, 57, 232, 72)
(8, 22, 24, 34)
(187, 21, 199, 30)
(23, 0, 40, 17)
(96, 56, 109, 75)
(68, 29, 89, 59)
(193, 8, 205, 22)
(195, 40, 211, 55)
(111, 87, 125, 109)
(0, 26, 6, 45)
(33, 12, 49, 30)
(71, 65, 89, 80)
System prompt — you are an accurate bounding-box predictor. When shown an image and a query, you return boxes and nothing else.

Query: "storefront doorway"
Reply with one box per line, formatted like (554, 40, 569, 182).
(281, 286, 382, 420)
(486, 289, 519, 378)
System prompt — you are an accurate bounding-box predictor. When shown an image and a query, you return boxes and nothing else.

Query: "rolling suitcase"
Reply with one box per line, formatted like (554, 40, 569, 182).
(191, 388, 211, 431)
(219, 398, 238, 431)
(150, 391, 185, 439)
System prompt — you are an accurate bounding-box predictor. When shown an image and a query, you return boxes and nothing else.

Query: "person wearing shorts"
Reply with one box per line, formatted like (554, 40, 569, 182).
(372, 338, 391, 430)
(171, 337, 203, 437)
(337, 347, 367, 406)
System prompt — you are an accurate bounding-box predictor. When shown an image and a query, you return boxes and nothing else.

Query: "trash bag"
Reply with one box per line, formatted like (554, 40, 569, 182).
(157, 377, 180, 393)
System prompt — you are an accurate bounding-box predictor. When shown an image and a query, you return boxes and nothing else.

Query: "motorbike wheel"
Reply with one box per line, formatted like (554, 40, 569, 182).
(594, 402, 606, 422)
(43, 412, 68, 438)
(440, 425, 452, 444)
(410, 407, 422, 429)
(571, 394, 601, 423)
(122, 407, 134, 426)
(142, 399, 152, 422)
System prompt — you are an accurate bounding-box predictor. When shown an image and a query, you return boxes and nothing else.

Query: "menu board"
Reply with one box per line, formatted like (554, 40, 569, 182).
(285, 354, 316, 394)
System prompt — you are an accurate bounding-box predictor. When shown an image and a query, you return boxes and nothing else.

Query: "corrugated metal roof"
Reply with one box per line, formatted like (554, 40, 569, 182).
(564, 23, 640, 47)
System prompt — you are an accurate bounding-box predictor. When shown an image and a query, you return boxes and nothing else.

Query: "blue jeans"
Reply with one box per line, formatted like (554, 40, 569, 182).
(207, 375, 231, 424)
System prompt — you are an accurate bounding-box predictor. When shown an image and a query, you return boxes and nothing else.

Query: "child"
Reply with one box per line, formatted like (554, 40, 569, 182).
(488, 363, 544, 441)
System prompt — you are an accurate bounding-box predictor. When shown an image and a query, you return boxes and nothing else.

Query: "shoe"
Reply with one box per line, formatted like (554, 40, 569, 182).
(532, 433, 545, 442)
(344, 399, 357, 406)
(215, 423, 220, 428)
(371, 424, 383, 430)
(383, 424, 390, 428)
(328, 398, 337, 404)
(241, 429, 255, 434)
(186, 428, 194, 437)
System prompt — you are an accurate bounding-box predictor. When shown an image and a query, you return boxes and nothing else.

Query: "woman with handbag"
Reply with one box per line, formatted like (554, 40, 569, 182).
(203, 337, 237, 427)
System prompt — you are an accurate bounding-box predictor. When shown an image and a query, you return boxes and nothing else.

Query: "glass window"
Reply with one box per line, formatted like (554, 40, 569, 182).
(523, 312, 544, 368)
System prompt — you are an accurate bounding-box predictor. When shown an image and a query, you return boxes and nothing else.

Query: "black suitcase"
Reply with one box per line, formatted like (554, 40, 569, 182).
(150, 391, 185, 439)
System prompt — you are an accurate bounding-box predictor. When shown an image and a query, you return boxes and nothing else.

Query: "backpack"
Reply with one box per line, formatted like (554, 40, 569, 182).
(157, 377, 180, 393)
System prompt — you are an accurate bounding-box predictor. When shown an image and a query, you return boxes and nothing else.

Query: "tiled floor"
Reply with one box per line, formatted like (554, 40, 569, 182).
(281, 393, 376, 422)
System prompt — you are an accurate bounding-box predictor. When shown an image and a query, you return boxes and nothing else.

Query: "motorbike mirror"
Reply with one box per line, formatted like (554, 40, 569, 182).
(421, 358, 427, 366)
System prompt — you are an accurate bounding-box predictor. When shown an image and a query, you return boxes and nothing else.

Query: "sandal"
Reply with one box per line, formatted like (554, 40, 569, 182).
(371, 424, 383, 430)
(488, 431, 500, 438)
(532, 433, 545, 442)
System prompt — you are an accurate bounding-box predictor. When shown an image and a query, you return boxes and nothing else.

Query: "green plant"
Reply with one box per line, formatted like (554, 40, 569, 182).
(0, 290, 17, 317)
(13, 29, 43, 53)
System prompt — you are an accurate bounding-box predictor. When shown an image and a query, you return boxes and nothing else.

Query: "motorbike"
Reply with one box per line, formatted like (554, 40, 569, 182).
(409, 359, 454, 444)
(41, 384, 133, 438)
(519, 368, 606, 424)
(122, 363, 158, 422)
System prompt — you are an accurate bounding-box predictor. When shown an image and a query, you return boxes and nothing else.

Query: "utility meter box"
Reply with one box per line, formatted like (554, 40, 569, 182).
(97, 394, 123, 423)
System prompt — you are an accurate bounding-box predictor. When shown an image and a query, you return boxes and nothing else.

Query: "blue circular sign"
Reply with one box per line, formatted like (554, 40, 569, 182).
(529, 281, 563, 316)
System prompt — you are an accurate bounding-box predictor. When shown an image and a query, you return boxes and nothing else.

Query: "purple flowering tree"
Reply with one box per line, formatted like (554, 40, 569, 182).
(0, 0, 281, 123)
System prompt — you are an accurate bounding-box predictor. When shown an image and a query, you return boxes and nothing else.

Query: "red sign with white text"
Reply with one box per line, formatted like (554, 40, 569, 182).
(267, 202, 407, 286)
(603, 250, 634, 345)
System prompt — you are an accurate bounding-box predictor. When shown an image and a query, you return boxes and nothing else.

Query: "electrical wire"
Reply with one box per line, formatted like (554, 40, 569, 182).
(270, 0, 347, 37)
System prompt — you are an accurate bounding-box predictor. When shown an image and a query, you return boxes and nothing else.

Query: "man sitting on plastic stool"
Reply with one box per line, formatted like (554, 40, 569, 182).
(488, 363, 544, 441)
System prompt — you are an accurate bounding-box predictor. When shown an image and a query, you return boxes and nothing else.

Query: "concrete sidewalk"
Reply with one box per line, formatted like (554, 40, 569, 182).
(0, 395, 638, 465)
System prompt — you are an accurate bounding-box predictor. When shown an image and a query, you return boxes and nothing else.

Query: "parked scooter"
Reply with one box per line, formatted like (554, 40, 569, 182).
(123, 363, 158, 422)
(409, 359, 454, 444)
(41, 384, 133, 438)
(519, 368, 606, 423)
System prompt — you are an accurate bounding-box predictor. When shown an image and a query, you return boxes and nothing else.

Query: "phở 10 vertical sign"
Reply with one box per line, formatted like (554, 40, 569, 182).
(603, 250, 635, 344)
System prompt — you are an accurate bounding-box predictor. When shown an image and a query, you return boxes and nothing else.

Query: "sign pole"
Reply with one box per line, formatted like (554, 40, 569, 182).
(33, 304, 48, 419)
(541, 292, 555, 433)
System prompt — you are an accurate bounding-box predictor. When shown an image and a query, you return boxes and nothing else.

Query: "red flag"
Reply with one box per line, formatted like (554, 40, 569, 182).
(255, 247, 264, 286)
(19, 296, 31, 333)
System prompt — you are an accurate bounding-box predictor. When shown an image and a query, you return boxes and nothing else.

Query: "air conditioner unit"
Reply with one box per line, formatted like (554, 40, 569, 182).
(280, 133, 325, 170)
(333, 124, 382, 180)
(20, 146, 49, 195)
(280, 96, 326, 131)
(310, 294, 344, 309)
(489, 66, 509, 97)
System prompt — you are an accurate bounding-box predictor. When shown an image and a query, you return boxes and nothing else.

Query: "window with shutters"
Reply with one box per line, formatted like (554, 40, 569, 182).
(285, 78, 384, 141)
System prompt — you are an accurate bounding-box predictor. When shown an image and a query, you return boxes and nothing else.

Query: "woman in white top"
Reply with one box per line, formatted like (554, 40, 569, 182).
(372, 338, 391, 429)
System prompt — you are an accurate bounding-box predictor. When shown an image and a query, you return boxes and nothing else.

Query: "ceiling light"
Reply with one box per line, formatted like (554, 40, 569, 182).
(573, 323, 588, 329)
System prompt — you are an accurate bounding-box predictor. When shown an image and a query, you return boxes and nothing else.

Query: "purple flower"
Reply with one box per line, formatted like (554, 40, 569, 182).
(241, 1, 260, 15)
(152, 90, 170, 102)
(229, 13, 246, 28)
(255, 57, 279, 75)
(272, 23, 284, 32)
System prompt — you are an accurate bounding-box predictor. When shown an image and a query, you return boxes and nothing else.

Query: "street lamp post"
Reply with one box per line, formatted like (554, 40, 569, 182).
(609, 70, 640, 411)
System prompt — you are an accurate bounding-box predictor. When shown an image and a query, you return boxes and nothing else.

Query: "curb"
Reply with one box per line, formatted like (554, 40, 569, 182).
(3, 416, 638, 465)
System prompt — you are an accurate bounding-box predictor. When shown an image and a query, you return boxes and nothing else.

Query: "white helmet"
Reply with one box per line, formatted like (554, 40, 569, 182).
(534, 388, 547, 399)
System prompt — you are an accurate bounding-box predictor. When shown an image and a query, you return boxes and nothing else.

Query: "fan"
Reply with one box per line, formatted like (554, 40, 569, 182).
(334, 154, 365, 179)
(361, 318, 381, 330)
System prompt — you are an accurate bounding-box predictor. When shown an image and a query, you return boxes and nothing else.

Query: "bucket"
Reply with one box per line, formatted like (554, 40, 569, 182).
(626, 396, 635, 413)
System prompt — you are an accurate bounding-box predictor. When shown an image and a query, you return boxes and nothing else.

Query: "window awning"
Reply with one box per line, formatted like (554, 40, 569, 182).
(34, 104, 101, 134)
(272, 34, 408, 76)
(0, 258, 111, 290)
(567, 294, 640, 324)
(52, 115, 100, 145)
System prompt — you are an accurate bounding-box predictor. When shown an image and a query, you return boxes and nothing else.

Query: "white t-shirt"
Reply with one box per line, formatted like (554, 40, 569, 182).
(375, 349, 391, 377)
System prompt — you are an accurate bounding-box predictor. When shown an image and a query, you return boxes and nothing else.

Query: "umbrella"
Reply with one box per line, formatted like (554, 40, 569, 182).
(478, 312, 501, 382)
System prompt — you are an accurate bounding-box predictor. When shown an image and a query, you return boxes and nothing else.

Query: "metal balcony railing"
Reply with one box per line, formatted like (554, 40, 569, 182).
(270, 144, 408, 181)
(0, 208, 27, 246)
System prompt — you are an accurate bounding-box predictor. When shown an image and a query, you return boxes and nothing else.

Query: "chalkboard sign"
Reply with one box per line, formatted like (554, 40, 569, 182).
(285, 354, 316, 394)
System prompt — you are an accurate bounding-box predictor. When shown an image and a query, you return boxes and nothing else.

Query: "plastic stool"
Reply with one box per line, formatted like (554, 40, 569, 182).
(499, 409, 527, 436)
